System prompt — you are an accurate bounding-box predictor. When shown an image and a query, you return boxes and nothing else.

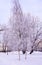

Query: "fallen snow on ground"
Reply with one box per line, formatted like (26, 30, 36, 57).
(0, 51, 42, 65)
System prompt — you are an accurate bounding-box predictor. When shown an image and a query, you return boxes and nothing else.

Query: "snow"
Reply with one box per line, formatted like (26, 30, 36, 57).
(0, 51, 42, 65)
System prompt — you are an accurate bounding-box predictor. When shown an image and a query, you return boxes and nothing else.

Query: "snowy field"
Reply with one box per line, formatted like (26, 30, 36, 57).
(0, 51, 42, 65)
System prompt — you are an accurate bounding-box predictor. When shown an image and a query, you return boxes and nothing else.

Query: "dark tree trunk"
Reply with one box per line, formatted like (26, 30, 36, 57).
(22, 50, 26, 54)
(30, 49, 33, 54)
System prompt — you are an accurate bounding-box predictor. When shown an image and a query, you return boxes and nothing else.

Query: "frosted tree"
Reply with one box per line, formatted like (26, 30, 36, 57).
(29, 17, 42, 54)
(3, 25, 9, 54)
(0, 25, 8, 52)
(3, 0, 42, 56)
(10, 0, 23, 27)
(3, 0, 23, 58)
(9, 0, 29, 52)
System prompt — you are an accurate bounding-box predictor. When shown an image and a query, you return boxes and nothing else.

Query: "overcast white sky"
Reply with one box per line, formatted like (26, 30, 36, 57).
(0, 0, 42, 25)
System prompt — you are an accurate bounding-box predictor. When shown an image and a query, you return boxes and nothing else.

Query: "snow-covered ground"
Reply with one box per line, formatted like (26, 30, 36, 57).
(0, 51, 42, 65)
